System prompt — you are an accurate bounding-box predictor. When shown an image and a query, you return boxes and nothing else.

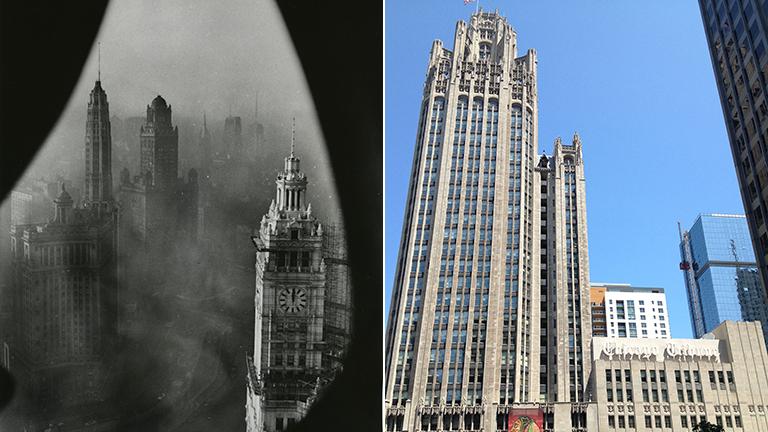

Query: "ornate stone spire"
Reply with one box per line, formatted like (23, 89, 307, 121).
(84, 68, 113, 205)
(275, 119, 308, 215)
(572, 131, 581, 146)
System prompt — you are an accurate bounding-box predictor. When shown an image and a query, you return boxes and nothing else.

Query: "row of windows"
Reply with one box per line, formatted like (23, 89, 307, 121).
(390, 97, 445, 403)
(432, 99, 499, 405)
(609, 413, 743, 430)
(271, 416, 297, 431)
(32, 242, 94, 267)
(608, 321, 667, 337)
(708, 369, 737, 391)
(418, 413, 482, 431)
(271, 352, 310, 368)
(274, 251, 311, 270)
(707, 0, 768, 230)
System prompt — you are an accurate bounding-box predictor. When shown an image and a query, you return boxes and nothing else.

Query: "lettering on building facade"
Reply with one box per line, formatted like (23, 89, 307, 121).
(594, 338, 720, 363)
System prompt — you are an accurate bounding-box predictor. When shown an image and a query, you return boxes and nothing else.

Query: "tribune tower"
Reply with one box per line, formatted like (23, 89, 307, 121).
(385, 11, 593, 431)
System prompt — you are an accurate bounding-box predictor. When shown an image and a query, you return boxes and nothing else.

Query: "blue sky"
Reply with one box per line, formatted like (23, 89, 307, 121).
(385, 1, 744, 339)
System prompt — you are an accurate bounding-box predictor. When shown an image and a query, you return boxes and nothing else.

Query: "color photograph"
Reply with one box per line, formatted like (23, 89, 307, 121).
(385, 1, 768, 431)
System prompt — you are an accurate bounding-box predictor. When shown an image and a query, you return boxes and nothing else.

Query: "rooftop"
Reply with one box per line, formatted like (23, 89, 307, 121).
(590, 282, 665, 294)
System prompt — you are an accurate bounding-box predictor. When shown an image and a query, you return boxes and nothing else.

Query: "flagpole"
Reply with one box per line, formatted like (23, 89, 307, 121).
(475, 0, 479, 14)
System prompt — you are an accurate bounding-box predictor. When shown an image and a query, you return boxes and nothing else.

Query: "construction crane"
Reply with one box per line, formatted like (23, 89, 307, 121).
(678, 222, 706, 337)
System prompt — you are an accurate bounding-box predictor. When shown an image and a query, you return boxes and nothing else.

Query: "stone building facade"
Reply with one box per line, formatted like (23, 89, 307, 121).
(592, 320, 768, 431)
(117, 95, 198, 255)
(9, 187, 118, 410)
(6, 77, 119, 423)
(140, 95, 178, 191)
(10, 179, 81, 227)
(118, 168, 198, 252)
(246, 139, 351, 432)
(385, 10, 592, 432)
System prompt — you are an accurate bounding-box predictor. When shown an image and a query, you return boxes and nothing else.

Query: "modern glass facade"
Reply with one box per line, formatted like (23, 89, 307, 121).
(679, 214, 768, 340)
(699, 0, 768, 305)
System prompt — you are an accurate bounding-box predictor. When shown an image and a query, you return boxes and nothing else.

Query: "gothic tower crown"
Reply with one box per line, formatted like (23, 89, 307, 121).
(273, 119, 309, 217)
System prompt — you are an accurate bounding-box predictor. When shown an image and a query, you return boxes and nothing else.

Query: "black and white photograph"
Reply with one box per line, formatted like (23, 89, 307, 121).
(0, 0, 381, 431)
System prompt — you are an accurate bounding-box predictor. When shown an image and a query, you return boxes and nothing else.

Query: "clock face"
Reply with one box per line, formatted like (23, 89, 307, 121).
(277, 287, 308, 313)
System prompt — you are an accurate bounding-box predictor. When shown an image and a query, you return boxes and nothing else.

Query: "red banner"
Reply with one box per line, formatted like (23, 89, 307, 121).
(508, 408, 544, 432)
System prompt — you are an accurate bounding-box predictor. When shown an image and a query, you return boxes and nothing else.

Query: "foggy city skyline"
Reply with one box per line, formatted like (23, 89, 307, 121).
(16, 0, 339, 220)
(0, 0, 352, 431)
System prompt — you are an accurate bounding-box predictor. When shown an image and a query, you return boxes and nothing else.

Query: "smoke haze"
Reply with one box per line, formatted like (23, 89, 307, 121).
(0, 1, 346, 431)
(19, 0, 336, 215)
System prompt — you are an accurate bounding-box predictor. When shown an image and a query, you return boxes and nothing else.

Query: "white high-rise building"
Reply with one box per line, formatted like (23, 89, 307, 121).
(590, 283, 671, 340)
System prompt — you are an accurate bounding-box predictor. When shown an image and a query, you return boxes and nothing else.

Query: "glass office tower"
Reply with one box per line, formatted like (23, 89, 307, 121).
(699, 0, 768, 304)
(384, 11, 594, 432)
(679, 213, 768, 340)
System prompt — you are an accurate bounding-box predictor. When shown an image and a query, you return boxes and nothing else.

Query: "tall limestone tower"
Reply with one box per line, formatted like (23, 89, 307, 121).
(384, 10, 594, 431)
(246, 123, 329, 432)
(83, 75, 114, 211)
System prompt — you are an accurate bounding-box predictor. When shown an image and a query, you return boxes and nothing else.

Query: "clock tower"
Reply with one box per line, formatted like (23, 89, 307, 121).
(246, 122, 327, 432)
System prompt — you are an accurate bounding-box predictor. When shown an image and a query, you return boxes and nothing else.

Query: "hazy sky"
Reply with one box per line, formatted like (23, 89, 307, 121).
(1, 2, 344, 428)
(85, 0, 311, 118)
(19, 0, 333, 200)
(386, 1, 743, 339)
